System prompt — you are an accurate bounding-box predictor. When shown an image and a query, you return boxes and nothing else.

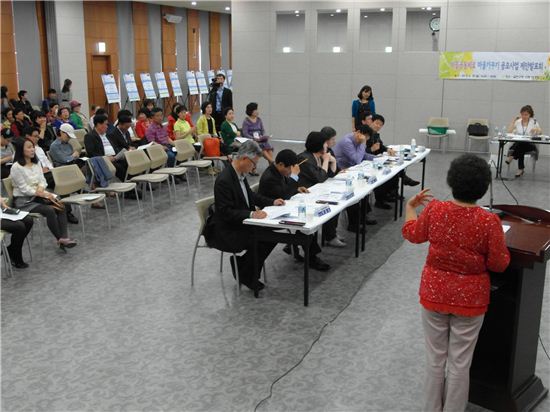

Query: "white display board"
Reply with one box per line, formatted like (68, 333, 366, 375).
(140, 73, 157, 99)
(154, 72, 170, 98)
(186, 71, 199, 95)
(169, 72, 183, 97)
(226, 69, 233, 89)
(123, 73, 140, 102)
(101, 74, 121, 104)
(207, 70, 216, 84)
(195, 71, 209, 94)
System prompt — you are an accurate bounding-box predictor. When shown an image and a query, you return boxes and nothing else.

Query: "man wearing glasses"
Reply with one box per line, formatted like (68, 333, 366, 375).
(212, 140, 285, 292)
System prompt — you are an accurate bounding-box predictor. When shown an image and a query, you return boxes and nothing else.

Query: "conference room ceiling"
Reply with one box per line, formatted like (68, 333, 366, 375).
(138, 0, 232, 14)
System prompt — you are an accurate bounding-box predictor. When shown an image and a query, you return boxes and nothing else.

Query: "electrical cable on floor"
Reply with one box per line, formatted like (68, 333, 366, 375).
(253, 256, 390, 412)
(491, 160, 519, 205)
(539, 335, 550, 362)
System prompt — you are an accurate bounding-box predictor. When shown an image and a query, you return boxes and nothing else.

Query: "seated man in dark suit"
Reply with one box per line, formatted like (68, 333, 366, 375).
(107, 113, 134, 154)
(363, 114, 419, 209)
(84, 113, 127, 182)
(213, 140, 285, 292)
(298, 131, 345, 248)
(259, 149, 330, 271)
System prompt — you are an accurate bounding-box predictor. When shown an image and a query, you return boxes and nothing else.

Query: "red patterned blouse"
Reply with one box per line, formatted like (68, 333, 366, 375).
(402, 200, 510, 317)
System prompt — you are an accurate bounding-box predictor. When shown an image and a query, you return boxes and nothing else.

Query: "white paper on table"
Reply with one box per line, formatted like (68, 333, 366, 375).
(0, 210, 29, 221)
(502, 224, 511, 233)
(261, 205, 296, 220)
(137, 142, 154, 150)
(235, 137, 250, 144)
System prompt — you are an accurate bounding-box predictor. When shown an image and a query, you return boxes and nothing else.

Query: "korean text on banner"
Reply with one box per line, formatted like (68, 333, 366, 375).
(439, 52, 550, 81)
(155, 72, 170, 98)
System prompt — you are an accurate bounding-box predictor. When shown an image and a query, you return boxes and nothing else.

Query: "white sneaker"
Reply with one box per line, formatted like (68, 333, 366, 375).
(327, 237, 347, 248)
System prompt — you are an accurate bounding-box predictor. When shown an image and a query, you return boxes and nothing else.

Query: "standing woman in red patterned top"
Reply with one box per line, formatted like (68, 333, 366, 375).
(402, 154, 510, 412)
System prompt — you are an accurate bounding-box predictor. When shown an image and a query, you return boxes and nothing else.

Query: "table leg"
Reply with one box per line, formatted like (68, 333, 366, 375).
(497, 142, 505, 178)
(399, 172, 405, 218)
(393, 182, 399, 221)
(361, 198, 366, 252)
(252, 228, 259, 299)
(421, 158, 426, 190)
(355, 203, 360, 258)
(304, 236, 310, 306)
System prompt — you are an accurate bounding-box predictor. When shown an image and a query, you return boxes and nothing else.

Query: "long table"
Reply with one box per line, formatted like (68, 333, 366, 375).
(494, 134, 550, 178)
(244, 147, 430, 306)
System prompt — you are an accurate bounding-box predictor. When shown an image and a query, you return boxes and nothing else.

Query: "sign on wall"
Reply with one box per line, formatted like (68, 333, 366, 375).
(195, 71, 209, 94)
(186, 71, 199, 95)
(439, 52, 550, 81)
(169, 72, 183, 97)
(101, 74, 120, 104)
(207, 70, 216, 84)
(226, 69, 233, 89)
(155, 72, 170, 98)
(123, 73, 140, 102)
(140, 73, 157, 99)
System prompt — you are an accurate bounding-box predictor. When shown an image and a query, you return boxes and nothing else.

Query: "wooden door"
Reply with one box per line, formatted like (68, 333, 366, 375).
(89, 55, 116, 121)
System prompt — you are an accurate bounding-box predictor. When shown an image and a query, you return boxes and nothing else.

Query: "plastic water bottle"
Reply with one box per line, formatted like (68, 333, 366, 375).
(398, 148, 404, 165)
(502, 125, 508, 137)
(298, 200, 306, 220)
(410, 138, 417, 156)
(345, 178, 353, 193)
(494, 126, 500, 138)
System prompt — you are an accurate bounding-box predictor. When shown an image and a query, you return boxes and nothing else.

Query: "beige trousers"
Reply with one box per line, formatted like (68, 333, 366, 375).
(421, 307, 485, 412)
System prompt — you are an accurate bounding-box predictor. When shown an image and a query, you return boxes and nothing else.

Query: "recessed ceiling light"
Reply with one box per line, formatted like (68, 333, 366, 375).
(191, 1, 197, 5)
(283, 47, 291, 53)
(385, 46, 392, 53)
(225, 6, 230, 11)
(421, 7, 425, 10)
(426, 6, 432, 10)
(364, 15, 368, 18)
(380, 8, 385, 11)
(295, 10, 299, 14)
(432, 12, 436, 15)
(336, 9, 341, 13)
(332, 46, 341, 53)
(330, 13, 334, 17)
(295, 14, 300, 17)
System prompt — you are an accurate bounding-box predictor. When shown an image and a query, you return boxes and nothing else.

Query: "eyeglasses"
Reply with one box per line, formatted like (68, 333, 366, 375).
(246, 157, 258, 167)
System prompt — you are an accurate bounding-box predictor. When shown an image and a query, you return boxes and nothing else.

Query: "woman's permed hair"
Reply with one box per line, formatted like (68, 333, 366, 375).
(446, 154, 491, 203)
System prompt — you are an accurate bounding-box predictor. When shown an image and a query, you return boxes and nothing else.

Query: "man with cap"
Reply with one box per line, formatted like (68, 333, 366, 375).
(259, 149, 331, 271)
(49, 123, 83, 168)
(69, 100, 87, 130)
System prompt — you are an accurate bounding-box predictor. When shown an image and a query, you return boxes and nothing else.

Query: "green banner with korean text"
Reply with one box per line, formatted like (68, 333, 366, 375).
(439, 52, 550, 81)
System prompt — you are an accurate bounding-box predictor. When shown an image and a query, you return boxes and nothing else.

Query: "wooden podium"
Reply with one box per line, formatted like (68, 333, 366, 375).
(470, 205, 550, 412)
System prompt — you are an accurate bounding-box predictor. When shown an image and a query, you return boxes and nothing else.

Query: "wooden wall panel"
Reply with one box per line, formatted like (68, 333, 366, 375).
(132, 1, 149, 101)
(209, 12, 221, 70)
(187, 9, 200, 71)
(228, 17, 232, 69)
(161, 5, 176, 105)
(36, 1, 50, 96)
(1, 0, 18, 95)
(83, 1, 119, 120)
(187, 9, 200, 112)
